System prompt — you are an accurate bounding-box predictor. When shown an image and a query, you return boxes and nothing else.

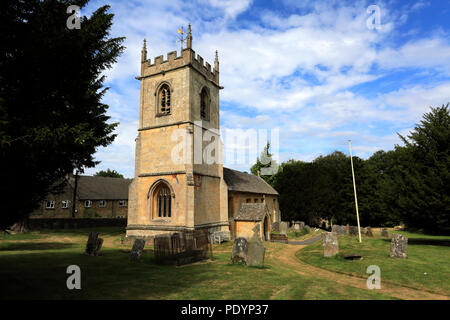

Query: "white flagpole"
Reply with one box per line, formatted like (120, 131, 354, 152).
(348, 140, 362, 243)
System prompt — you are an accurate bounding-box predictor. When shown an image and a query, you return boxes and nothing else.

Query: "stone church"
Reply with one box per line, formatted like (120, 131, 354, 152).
(126, 25, 281, 241)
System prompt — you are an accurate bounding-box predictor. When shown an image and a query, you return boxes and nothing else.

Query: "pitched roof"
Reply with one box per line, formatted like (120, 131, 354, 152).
(74, 176, 132, 200)
(223, 167, 278, 195)
(234, 203, 269, 221)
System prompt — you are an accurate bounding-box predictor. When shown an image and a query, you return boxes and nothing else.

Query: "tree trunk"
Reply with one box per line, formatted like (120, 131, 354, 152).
(9, 218, 29, 233)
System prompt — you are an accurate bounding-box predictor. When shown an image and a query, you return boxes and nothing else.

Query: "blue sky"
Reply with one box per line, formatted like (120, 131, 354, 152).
(82, 0, 450, 178)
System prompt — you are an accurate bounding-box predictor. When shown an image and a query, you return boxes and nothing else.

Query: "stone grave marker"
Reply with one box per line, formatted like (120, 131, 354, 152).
(231, 238, 249, 264)
(279, 221, 288, 235)
(331, 225, 339, 233)
(247, 241, 265, 267)
(85, 232, 103, 256)
(349, 226, 358, 236)
(322, 232, 339, 257)
(380, 228, 389, 237)
(365, 227, 374, 237)
(130, 238, 146, 260)
(390, 234, 408, 258)
(271, 222, 280, 233)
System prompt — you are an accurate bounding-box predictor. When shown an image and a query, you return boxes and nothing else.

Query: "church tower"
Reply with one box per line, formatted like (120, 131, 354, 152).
(127, 25, 229, 237)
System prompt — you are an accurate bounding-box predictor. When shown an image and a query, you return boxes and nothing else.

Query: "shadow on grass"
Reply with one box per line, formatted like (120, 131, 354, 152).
(0, 242, 78, 251)
(381, 238, 450, 247)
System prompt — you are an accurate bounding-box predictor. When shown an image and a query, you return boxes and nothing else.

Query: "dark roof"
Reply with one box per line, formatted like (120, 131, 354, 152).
(235, 203, 269, 221)
(223, 167, 278, 195)
(74, 176, 132, 200)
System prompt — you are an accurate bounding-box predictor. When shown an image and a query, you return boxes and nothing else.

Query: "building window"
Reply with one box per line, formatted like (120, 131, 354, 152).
(158, 84, 171, 114)
(61, 200, 70, 209)
(99, 200, 106, 208)
(200, 87, 209, 120)
(155, 185, 171, 218)
(84, 200, 92, 208)
(254, 199, 259, 203)
(246, 198, 251, 203)
(45, 200, 55, 209)
(118, 200, 127, 207)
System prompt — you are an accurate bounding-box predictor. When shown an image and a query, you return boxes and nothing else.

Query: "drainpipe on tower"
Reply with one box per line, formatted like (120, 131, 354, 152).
(71, 170, 78, 218)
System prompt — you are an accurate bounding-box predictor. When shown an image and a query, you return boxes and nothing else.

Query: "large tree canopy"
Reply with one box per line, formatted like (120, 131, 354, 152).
(0, 0, 125, 229)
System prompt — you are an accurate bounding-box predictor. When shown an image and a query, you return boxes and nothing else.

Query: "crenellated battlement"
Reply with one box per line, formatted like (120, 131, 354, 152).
(140, 48, 219, 85)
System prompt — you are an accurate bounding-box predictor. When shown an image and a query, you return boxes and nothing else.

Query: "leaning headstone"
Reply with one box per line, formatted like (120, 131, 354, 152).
(322, 232, 339, 257)
(231, 238, 249, 264)
(84, 232, 103, 256)
(247, 241, 265, 267)
(130, 238, 146, 260)
(380, 228, 389, 237)
(364, 227, 374, 237)
(349, 226, 358, 236)
(279, 222, 288, 235)
(390, 234, 408, 258)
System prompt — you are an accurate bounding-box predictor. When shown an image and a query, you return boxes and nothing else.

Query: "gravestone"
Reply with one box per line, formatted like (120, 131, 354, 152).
(130, 238, 146, 260)
(364, 227, 374, 237)
(339, 225, 347, 235)
(322, 232, 339, 257)
(279, 222, 288, 235)
(390, 233, 408, 258)
(271, 222, 280, 233)
(231, 238, 249, 264)
(247, 241, 265, 267)
(84, 232, 103, 256)
(304, 225, 311, 233)
(299, 221, 305, 229)
(380, 228, 389, 237)
(349, 226, 358, 236)
(331, 225, 339, 233)
(294, 223, 300, 231)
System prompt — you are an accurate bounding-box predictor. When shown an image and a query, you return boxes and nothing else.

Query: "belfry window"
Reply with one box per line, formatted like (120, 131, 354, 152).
(156, 185, 171, 218)
(200, 87, 209, 120)
(159, 84, 171, 114)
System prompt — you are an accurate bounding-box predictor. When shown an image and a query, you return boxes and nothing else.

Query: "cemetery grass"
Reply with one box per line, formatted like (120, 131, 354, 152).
(0, 227, 396, 300)
(297, 231, 450, 296)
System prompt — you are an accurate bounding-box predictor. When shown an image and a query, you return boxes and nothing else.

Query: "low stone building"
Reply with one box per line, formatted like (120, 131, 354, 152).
(234, 203, 272, 241)
(30, 175, 132, 219)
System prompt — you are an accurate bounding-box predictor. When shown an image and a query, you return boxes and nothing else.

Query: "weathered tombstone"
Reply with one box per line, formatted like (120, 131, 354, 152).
(380, 228, 389, 237)
(331, 225, 339, 233)
(365, 227, 374, 237)
(84, 232, 103, 256)
(349, 226, 358, 236)
(271, 222, 280, 233)
(390, 233, 408, 258)
(322, 232, 339, 257)
(231, 237, 248, 264)
(247, 241, 265, 267)
(279, 221, 288, 235)
(304, 225, 311, 233)
(294, 222, 301, 231)
(299, 221, 305, 229)
(130, 238, 146, 260)
(339, 225, 347, 235)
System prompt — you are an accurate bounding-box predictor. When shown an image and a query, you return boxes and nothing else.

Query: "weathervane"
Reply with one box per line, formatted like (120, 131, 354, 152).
(176, 26, 186, 51)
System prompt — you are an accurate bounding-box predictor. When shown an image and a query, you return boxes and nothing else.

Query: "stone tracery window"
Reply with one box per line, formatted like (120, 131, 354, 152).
(155, 184, 171, 218)
(158, 84, 171, 114)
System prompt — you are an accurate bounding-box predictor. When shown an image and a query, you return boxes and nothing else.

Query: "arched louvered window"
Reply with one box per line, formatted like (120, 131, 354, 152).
(159, 84, 171, 114)
(200, 87, 209, 119)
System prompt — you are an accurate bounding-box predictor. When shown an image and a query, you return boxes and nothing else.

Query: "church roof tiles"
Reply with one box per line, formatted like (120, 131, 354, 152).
(223, 167, 278, 195)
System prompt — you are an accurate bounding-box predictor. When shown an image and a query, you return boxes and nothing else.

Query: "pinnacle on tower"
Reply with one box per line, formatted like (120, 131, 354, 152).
(187, 24, 192, 49)
(214, 50, 219, 72)
(141, 39, 147, 62)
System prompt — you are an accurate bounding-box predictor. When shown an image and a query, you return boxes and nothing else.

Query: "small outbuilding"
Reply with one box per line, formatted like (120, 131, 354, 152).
(234, 203, 272, 241)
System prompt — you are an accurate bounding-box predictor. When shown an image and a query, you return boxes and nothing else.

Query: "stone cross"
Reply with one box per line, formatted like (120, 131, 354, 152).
(322, 232, 339, 257)
(247, 241, 265, 267)
(84, 232, 103, 256)
(130, 238, 146, 260)
(390, 233, 408, 258)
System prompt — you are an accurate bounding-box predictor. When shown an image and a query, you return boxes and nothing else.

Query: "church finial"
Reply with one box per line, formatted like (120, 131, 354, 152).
(186, 24, 192, 49)
(141, 38, 147, 62)
(214, 50, 219, 71)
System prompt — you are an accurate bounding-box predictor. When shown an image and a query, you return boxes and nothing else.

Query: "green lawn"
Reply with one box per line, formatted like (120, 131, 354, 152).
(0, 227, 396, 300)
(297, 231, 450, 296)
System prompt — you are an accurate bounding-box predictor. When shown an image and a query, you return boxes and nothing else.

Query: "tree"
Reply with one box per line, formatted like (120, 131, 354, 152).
(0, 0, 125, 230)
(394, 103, 450, 234)
(94, 169, 124, 178)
